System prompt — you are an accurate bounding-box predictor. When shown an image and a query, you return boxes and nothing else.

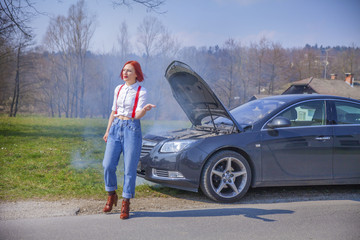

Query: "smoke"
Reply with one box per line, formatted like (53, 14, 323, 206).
(70, 150, 99, 169)
(146, 122, 187, 135)
(70, 124, 155, 186)
(70, 124, 103, 170)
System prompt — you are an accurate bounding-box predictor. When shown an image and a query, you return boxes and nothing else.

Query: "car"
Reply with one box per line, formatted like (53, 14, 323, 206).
(137, 61, 360, 202)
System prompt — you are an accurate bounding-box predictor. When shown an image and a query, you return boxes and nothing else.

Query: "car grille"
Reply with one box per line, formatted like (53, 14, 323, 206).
(141, 139, 158, 157)
(153, 169, 169, 178)
(152, 168, 185, 179)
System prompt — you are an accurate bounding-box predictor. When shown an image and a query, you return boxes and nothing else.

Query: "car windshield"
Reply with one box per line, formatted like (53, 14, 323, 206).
(214, 99, 286, 126)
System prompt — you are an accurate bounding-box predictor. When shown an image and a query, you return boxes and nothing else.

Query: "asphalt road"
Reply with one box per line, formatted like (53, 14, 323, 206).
(1, 200, 359, 240)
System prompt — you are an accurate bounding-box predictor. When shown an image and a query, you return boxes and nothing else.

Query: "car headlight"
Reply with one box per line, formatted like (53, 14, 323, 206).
(160, 139, 197, 153)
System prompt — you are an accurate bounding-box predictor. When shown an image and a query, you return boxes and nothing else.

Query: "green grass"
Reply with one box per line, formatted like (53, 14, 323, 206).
(0, 115, 190, 201)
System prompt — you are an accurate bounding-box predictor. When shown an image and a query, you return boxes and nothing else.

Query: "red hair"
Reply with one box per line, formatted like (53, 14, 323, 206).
(120, 60, 144, 82)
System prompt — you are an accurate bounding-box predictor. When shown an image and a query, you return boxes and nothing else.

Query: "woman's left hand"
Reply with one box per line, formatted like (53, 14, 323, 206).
(143, 104, 156, 112)
(135, 104, 156, 119)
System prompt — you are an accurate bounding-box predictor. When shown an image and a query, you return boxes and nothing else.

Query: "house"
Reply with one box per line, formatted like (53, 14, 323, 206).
(282, 73, 360, 100)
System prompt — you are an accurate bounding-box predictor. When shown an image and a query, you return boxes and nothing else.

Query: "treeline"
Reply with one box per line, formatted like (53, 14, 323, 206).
(1, 1, 359, 120)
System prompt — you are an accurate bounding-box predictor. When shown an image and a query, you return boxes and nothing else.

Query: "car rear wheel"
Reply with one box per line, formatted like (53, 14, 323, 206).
(200, 150, 251, 203)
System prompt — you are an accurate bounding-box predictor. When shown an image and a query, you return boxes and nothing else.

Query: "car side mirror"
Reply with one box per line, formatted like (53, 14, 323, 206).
(267, 117, 291, 129)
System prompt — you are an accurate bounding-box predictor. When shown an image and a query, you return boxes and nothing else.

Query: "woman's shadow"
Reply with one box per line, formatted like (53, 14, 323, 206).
(131, 207, 294, 222)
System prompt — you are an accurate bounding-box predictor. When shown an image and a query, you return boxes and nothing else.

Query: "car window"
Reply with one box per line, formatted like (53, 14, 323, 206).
(335, 101, 360, 124)
(277, 100, 326, 127)
(217, 99, 286, 126)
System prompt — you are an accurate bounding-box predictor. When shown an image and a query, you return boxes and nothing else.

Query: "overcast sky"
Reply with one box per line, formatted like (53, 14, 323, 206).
(31, 0, 360, 53)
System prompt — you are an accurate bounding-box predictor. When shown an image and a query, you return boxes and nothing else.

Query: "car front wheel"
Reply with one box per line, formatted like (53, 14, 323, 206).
(200, 150, 251, 203)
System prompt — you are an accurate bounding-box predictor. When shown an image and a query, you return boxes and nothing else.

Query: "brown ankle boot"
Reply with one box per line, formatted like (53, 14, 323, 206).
(120, 199, 130, 219)
(103, 193, 118, 212)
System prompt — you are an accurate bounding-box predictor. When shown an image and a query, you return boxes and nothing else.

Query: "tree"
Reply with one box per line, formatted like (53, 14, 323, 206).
(212, 39, 243, 108)
(147, 29, 180, 120)
(117, 21, 131, 61)
(0, 0, 35, 36)
(266, 42, 288, 95)
(303, 47, 322, 78)
(0, 0, 37, 38)
(44, 15, 73, 118)
(35, 51, 64, 117)
(43, 0, 95, 118)
(9, 40, 22, 117)
(67, 0, 95, 118)
(112, 0, 166, 13)
(137, 16, 165, 62)
(1, 0, 37, 116)
(337, 43, 359, 77)
(0, 36, 15, 110)
(250, 37, 269, 94)
(289, 48, 305, 81)
(8, 30, 34, 117)
(158, 28, 180, 58)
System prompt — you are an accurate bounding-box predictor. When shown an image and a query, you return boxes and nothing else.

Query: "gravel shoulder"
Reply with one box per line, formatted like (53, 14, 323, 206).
(1, 185, 359, 221)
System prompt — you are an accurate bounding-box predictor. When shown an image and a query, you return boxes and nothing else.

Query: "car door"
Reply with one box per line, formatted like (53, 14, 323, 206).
(261, 100, 333, 181)
(331, 100, 360, 179)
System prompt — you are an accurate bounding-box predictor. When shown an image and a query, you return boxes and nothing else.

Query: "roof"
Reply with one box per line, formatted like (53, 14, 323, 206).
(283, 77, 360, 100)
(263, 94, 360, 106)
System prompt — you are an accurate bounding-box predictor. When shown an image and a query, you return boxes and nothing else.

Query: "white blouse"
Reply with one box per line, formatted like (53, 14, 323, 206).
(111, 82, 147, 118)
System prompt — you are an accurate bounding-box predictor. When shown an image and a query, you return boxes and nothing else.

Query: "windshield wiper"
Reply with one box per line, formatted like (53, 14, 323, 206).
(242, 124, 253, 131)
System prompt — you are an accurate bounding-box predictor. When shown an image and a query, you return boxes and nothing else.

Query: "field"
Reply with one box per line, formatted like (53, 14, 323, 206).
(0, 116, 189, 201)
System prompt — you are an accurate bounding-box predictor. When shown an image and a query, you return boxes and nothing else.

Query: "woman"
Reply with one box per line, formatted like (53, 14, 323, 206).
(102, 60, 155, 220)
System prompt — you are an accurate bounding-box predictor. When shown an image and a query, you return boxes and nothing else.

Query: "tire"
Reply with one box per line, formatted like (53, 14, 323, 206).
(200, 150, 251, 203)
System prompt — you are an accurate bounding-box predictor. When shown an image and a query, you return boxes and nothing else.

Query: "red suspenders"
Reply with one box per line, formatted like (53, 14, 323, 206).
(114, 84, 124, 115)
(114, 84, 142, 119)
(132, 86, 141, 118)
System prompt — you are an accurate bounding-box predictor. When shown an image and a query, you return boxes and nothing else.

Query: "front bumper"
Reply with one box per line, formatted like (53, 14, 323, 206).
(137, 139, 208, 192)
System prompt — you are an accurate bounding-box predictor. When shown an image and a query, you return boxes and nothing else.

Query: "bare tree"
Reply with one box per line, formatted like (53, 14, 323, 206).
(43, 0, 95, 118)
(212, 39, 243, 108)
(137, 16, 165, 62)
(0, 40, 14, 111)
(289, 48, 306, 81)
(302, 47, 323, 78)
(266, 42, 288, 95)
(159, 28, 180, 58)
(112, 0, 166, 13)
(9, 42, 22, 117)
(35, 51, 64, 117)
(250, 37, 269, 94)
(0, 0, 37, 38)
(44, 15, 72, 117)
(1, 0, 37, 116)
(117, 21, 131, 61)
(8, 31, 34, 117)
(337, 43, 359, 76)
(67, 0, 95, 118)
(148, 29, 180, 120)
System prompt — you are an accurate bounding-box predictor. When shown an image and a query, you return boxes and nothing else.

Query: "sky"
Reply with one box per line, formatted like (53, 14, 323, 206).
(31, 0, 360, 53)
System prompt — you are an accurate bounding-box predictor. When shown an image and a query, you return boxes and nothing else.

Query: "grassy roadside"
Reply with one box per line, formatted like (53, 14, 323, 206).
(0, 115, 189, 201)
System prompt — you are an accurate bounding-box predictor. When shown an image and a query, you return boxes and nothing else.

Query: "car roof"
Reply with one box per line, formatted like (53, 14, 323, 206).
(261, 94, 360, 103)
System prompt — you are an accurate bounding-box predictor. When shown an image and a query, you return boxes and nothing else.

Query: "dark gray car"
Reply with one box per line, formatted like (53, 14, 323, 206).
(137, 61, 360, 202)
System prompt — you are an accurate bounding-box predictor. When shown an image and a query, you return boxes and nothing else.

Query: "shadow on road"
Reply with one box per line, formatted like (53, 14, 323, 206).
(132, 207, 294, 222)
(152, 185, 360, 205)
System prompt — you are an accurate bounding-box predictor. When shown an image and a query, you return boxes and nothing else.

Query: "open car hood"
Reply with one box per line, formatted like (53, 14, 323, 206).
(165, 61, 242, 132)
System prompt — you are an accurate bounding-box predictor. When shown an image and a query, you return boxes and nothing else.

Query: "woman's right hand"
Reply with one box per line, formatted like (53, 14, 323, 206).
(103, 132, 109, 142)
(104, 111, 115, 143)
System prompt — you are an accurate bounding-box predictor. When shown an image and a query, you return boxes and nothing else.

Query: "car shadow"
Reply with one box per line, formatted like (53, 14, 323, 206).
(150, 185, 360, 204)
(131, 207, 294, 222)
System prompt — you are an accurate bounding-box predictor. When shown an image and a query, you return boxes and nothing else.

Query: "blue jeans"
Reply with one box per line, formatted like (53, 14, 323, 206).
(102, 118, 142, 199)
